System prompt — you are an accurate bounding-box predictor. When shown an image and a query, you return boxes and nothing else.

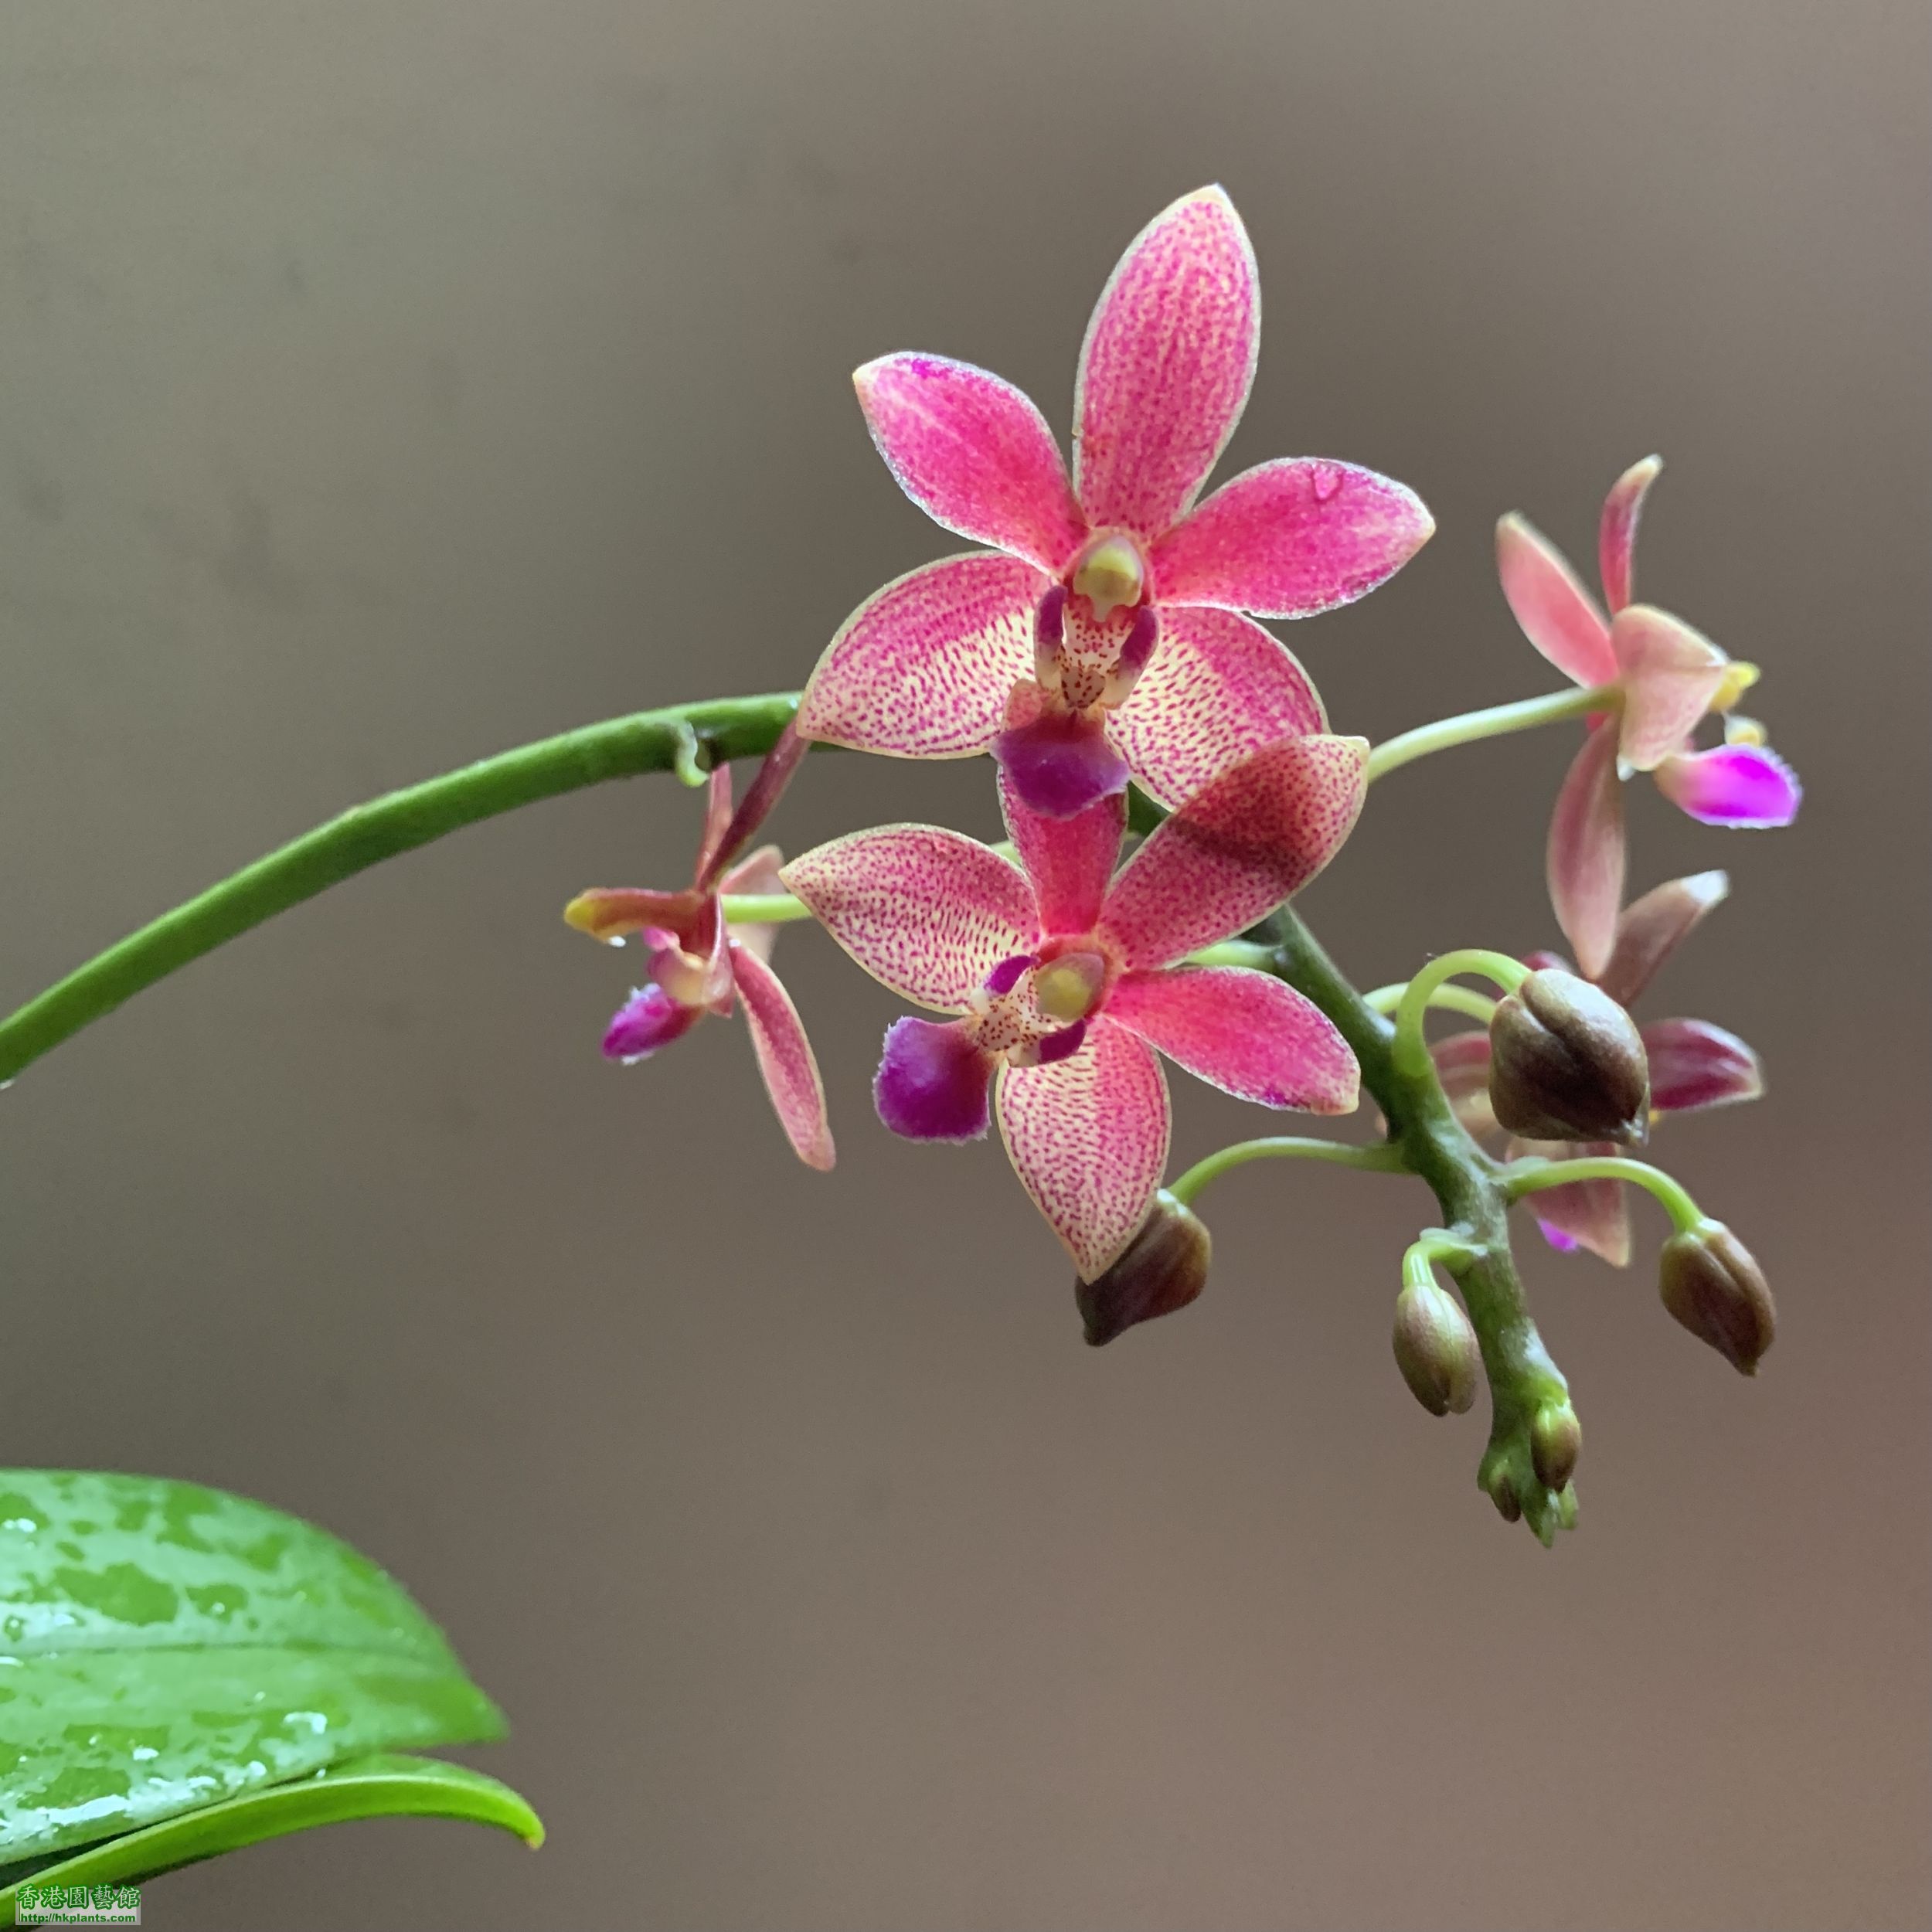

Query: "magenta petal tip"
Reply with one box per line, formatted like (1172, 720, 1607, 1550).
(874, 1016, 995, 1142)
(603, 985, 703, 1062)
(1655, 743, 1802, 828)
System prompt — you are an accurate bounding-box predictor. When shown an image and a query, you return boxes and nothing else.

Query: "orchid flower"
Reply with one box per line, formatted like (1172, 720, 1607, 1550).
(1498, 457, 1801, 975)
(563, 729, 834, 1171)
(795, 185, 1434, 820)
(781, 736, 1368, 1278)
(1433, 870, 1762, 1264)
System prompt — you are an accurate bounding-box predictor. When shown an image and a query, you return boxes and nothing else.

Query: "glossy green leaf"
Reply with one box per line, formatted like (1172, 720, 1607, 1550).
(0, 1472, 504, 1862)
(0, 1753, 540, 1917)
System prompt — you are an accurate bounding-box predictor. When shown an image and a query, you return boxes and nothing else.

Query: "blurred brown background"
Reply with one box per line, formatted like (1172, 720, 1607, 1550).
(2, 3, 1926, 1927)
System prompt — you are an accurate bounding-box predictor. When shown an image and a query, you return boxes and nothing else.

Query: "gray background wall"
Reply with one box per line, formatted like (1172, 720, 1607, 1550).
(2, 3, 1926, 1927)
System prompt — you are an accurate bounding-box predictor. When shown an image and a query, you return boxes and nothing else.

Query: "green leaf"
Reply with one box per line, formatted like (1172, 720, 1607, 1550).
(0, 1753, 541, 1917)
(0, 1472, 505, 1863)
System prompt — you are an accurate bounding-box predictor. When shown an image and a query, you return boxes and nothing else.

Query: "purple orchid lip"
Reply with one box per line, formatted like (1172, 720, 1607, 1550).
(991, 710, 1132, 820)
(873, 1015, 995, 1142)
(1655, 743, 1801, 828)
(1035, 1019, 1088, 1065)
(602, 984, 705, 1062)
(985, 953, 1036, 997)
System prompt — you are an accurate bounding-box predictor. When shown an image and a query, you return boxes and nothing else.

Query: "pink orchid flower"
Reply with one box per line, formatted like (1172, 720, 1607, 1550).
(1433, 870, 1763, 1265)
(781, 735, 1368, 1279)
(564, 729, 834, 1171)
(1498, 457, 1801, 976)
(796, 185, 1434, 820)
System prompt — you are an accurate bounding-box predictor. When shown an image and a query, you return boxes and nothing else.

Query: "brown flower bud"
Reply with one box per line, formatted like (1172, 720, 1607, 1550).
(1658, 1218, 1775, 1373)
(1076, 1190, 1210, 1346)
(1391, 1278, 1481, 1416)
(1488, 967, 1651, 1144)
(1530, 1400, 1583, 1490)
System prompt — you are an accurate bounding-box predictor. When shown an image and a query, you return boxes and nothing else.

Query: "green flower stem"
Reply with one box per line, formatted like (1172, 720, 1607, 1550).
(0, 692, 804, 1084)
(1401, 1228, 1482, 1288)
(719, 893, 814, 926)
(1366, 682, 1617, 784)
(1167, 1135, 1408, 1208)
(1390, 949, 1526, 1080)
(1185, 939, 1276, 970)
(2, 691, 1583, 1539)
(1506, 1155, 1702, 1234)
(1264, 908, 1573, 1542)
(1365, 979, 1498, 1025)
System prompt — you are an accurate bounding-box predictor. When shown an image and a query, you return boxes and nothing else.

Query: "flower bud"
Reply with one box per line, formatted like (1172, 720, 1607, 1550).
(1076, 1190, 1210, 1346)
(1658, 1218, 1775, 1373)
(1488, 967, 1651, 1144)
(1391, 1279, 1481, 1417)
(1529, 1401, 1582, 1490)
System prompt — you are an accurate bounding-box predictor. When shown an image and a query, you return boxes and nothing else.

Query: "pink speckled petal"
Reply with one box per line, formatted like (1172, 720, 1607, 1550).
(1101, 735, 1369, 969)
(875, 1014, 995, 1142)
(853, 353, 1088, 573)
(1148, 458, 1434, 617)
(1108, 604, 1327, 811)
(1431, 1030, 1498, 1138)
(998, 771, 1124, 937)
(992, 706, 1132, 818)
(1598, 455, 1662, 614)
(1597, 869, 1729, 1006)
(1107, 966, 1359, 1113)
(1073, 185, 1260, 539)
(781, 826, 1036, 1013)
(730, 940, 835, 1170)
(1610, 605, 1731, 772)
(1496, 514, 1617, 688)
(1546, 724, 1626, 980)
(1643, 1017, 1764, 1114)
(996, 1020, 1170, 1281)
(1511, 1138, 1633, 1267)
(1652, 743, 1802, 828)
(603, 983, 705, 1062)
(796, 553, 1045, 757)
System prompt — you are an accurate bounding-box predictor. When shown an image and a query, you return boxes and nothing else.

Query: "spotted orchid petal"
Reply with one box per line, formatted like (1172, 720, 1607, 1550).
(1643, 1017, 1765, 1114)
(1101, 735, 1369, 970)
(1496, 514, 1617, 689)
(796, 553, 1045, 757)
(1653, 743, 1802, 828)
(1148, 458, 1434, 618)
(1107, 967, 1359, 1113)
(602, 983, 706, 1062)
(1107, 605, 1327, 811)
(996, 1020, 1170, 1281)
(1598, 454, 1662, 615)
(852, 354, 1088, 573)
(1512, 1139, 1634, 1267)
(998, 773, 1124, 937)
(875, 1015, 995, 1142)
(1430, 1030, 1498, 1138)
(1610, 605, 1732, 772)
(1596, 869, 1729, 1006)
(1073, 185, 1260, 539)
(727, 940, 835, 1169)
(1546, 723, 1626, 980)
(781, 826, 1036, 1013)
